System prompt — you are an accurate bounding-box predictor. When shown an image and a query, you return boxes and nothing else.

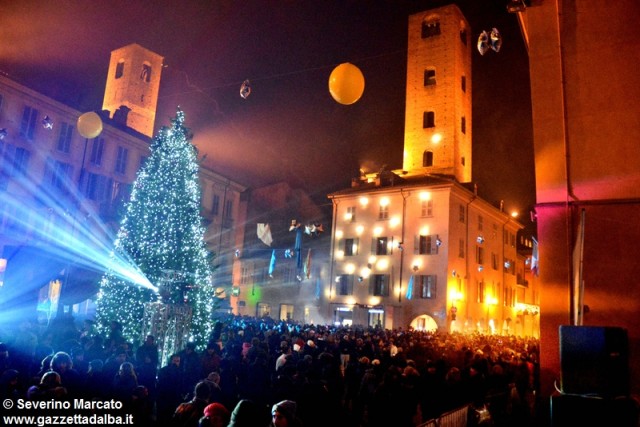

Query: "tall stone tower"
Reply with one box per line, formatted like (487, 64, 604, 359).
(402, 5, 472, 183)
(102, 43, 164, 137)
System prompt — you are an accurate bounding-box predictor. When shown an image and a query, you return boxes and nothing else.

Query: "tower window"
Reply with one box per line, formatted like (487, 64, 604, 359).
(461, 116, 466, 134)
(140, 63, 151, 82)
(461, 156, 466, 166)
(461, 75, 466, 92)
(115, 60, 125, 79)
(460, 29, 467, 45)
(422, 20, 441, 38)
(423, 111, 435, 128)
(423, 150, 434, 167)
(424, 69, 436, 86)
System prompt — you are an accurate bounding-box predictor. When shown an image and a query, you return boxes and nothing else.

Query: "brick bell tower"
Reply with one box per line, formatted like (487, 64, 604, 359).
(402, 4, 472, 183)
(102, 43, 164, 137)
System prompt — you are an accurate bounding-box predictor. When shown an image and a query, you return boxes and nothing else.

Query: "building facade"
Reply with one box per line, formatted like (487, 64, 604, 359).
(230, 182, 330, 324)
(326, 4, 538, 336)
(0, 44, 247, 323)
(516, 0, 640, 398)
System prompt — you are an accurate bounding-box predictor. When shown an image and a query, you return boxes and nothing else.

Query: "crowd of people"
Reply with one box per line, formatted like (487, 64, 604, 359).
(0, 314, 541, 426)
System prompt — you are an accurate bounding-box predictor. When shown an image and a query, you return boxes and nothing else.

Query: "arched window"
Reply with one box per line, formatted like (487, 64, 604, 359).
(422, 17, 441, 38)
(140, 63, 152, 82)
(115, 59, 125, 79)
(423, 150, 434, 167)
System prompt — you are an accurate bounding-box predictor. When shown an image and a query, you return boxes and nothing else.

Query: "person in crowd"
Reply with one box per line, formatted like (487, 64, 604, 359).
(0, 369, 21, 401)
(271, 400, 303, 427)
(26, 371, 67, 400)
(112, 361, 138, 403)
(172, 381, 211, 427)
(157, 353, 184, 421)
(49, 351, 82, 398)
(136, 335, 159, 370)
(198, 402, 230, 427)
(228, 399, 269, 427)
(179, 342, 203, 397)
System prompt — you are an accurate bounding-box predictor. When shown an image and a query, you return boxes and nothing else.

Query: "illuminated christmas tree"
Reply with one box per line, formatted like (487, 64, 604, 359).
(95, 109, 215, 347)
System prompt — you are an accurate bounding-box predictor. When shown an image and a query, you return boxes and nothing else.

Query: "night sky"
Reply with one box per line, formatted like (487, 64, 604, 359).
(1, 0, 535, 229)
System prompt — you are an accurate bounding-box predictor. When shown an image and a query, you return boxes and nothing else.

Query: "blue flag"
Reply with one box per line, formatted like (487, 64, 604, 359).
(406, 275, 414, 300)
(268, 249, 276, 277)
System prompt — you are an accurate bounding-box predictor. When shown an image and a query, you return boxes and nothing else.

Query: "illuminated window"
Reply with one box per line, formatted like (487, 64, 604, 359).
(476, 246, 485, 265)
(424, 69, 436, 86)
(419, 275, 437, 299)
(421, 199, 433, 217)
(417, 235, 439, 255)
(423, 151, 434, 168)
(344, 238, 358, 256)
(257, 302, 270, 317)
(378, 204, 388, 220)
(477, 280, 485, 303)
(115, 146, 128, 175)
(423, 111, 435, 128)
(374, 237, 388, 255)
(371, 274, 390, 296)
(90, 138, 105, 166)
(421, 19, 441, 38)
(337, 275, 354, 295)
(115, 60, 125, 79)
(346, 206, 356, 222)
(56, 122, 73, 154)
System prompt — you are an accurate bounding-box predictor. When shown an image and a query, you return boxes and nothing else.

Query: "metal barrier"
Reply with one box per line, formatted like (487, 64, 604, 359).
(417, 404, 470, 427)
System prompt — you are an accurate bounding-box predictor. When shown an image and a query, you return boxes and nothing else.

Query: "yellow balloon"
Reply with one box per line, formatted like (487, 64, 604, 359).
(328, 62, 365, 105)
(77, 112, 103, 138)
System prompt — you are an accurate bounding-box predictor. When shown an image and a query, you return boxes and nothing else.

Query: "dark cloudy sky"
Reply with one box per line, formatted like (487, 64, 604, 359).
(0, 0, 534, 224)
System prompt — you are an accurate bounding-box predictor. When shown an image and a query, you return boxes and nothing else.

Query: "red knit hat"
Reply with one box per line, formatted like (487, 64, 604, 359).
(204, 402, 230, 419)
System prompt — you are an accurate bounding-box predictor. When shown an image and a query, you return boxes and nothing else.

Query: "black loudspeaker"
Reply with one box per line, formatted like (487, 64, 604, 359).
(559, 325, 629, 397)
(550, 394, 639, 427)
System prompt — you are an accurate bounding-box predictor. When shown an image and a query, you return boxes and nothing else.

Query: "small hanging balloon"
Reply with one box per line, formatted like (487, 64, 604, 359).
(240, 79, 251, 99)
(77, 112, 103, 138)
(0, 128, 7, 140)
(490, 27, 502, 52)
(477, 31, 490, 55)
(328, 62, 365, 105)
